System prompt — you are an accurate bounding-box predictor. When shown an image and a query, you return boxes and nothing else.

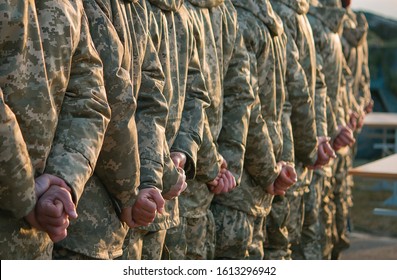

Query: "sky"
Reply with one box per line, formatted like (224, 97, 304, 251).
(351, 0, 397, 20)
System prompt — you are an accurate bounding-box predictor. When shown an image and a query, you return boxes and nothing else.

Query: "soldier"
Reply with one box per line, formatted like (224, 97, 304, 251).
(330, 0, 371, 260)
(122, 0, 209, 260)
(139, 0, 211, 260)
(307, 0, 355, 259)
(270, 0, 337, 260)
(52, 0, 168, 260)
(0, 0, 110, 259)
(211, 0, 298, 260)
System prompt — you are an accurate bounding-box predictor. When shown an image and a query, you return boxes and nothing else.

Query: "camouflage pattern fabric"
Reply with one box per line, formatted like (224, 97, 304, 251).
(211, 203, 253, 259)
(52, 246, 97, 260)
(299, 172, 323, 259)
(331, 150, 350, 259)
(0, 0, 110, 259)
(163, 217, 188, 260)
(122, 0, 170, 259)
(144, 0, 210, 232)
(215, 0, 281, 219)
(318, 166, 337, 260)
(0, 90, 35, 220)
(308, 0, 347, 139)
(35, 0, 110, 201)
(263, 196, 290, 260)
(141, 230, 167, 260)
(56, 0, 141, 259)
(185, 211, 216, 260)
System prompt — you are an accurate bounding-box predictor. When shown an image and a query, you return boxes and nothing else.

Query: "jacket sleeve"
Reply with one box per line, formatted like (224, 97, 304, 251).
(171, 30, 211, 180)
(217, 29, 255, 185)
(245, 90, 280, 189)
(136, 35, 168, 191)
(281, 100, 295, 164)
(244, 45, 279, 189)
(284, 23, 317, 166)
(0, 89, 36, 218)
(83, 0, 140, 208)
(44, 11, 111, 205)
(314, 52, 329, 138)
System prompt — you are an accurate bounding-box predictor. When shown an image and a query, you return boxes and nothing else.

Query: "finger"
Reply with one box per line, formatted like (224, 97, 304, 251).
(226, 171, 236, 190)
(212, 178, 225, 194)
(323, 143, 336, 158)
(53, 188, 78, 219)
(149, 189, 165, 214)
(45, 175, 69, 191)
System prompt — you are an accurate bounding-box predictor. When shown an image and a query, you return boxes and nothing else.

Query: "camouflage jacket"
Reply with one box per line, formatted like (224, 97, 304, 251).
(211, 0, 255, 188)
(178, 0, 223, 218)
(1, 0, 110, 259)
(358, 14, 371, 110)
(180, 0, 255, 218)
(308, 0, 346, 139)
(215, 0, 286, 217)
(271, 0, 318, 167)
(0, 89, 35, 220)
(57, 0, 142, 259)
(143, 0, 210, 230)
(342, 8, 370, 113)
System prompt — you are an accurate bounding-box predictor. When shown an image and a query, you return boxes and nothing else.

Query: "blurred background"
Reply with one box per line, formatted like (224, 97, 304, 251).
(341, 1, 397, 259)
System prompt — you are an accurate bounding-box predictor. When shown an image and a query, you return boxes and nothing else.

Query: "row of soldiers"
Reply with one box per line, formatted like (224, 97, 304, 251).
(0, 0, 372, 260)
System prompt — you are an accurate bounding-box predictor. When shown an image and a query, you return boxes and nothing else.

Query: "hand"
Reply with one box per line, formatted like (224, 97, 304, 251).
(208, 169, 236, 195)
(34, 173, 70, 198)
(348, 111, 359, 131)
(162, 167, 187, 200)
(35, 185, 77, 242)
(207, 154, 227, 187)
(272, 162, 297, 196)
(332, 126, 355, 151)
(364, 99, 374, 114)
(129, 188, 165, 227)
(170, 152, 187, 169)
(310, 137, 336, 169)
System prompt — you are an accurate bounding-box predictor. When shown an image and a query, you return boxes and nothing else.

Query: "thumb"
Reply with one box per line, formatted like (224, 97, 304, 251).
(55, 188, 78, 219)
(324, 142, 337, 158)
(149, 189, 165, 214)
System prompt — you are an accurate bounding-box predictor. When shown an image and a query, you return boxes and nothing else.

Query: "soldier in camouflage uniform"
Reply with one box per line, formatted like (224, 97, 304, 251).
(308, 0, 356, 259)
(270, 0, 337, 260)
(52, 0, 167, 260)
(212, 0, 299, 260)
(122, 0, 210, 260)
(330, 0, 371, 260)
(139, 0, 211, 260)
(165, 0, 257, 260)
(0, 0, 110, 259)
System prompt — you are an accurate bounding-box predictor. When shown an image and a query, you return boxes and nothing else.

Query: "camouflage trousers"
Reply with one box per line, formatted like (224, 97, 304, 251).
(0, 216, 53, 260)
(286, 190, 305, 259)
(294, 172, 323, 260)
(122, 228, 166, 260)
(331, 153, 352, 259)
(211, 203, 264, 260)
(163, 211, 215, 260)
(53, 245, 97, 260)
(319, 173, 337, 260)
(263, 195, 290, 260)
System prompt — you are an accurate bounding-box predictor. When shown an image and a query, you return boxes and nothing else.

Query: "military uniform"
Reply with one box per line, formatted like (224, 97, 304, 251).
(141, 0, 210, 260)
(167, 0, 254, 260)
(1, 0, 110, 259)
(308, 0, 347, 260)
(330, 7, 370, 260)
(120, 0, 174, 260)
(53, 0, 142, 260)
(272, 0, 327, 259)
(213, 0, 286, 260)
